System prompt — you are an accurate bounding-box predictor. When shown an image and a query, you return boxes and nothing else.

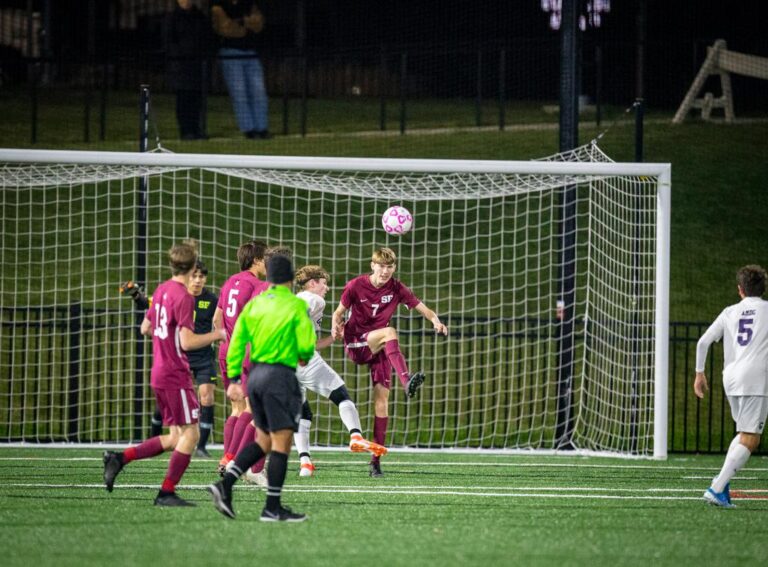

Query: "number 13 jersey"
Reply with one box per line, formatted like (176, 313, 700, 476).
(145, 279, 195, 389)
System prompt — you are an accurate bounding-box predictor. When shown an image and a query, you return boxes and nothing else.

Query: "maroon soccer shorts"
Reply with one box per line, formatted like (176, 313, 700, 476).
(154, 387, 200, 426)
(345, 336, 393, 390)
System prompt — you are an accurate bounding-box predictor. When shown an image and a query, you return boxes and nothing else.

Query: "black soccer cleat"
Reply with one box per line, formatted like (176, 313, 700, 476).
(259, 505, 307, 523)
(154, 491, 196, 507)
(103, 451, 124, 493)
(194, 447, 211, 459)
(405, 372, 426, 398)
(207, 481, 236, 519)
(369, 460, 384, 478)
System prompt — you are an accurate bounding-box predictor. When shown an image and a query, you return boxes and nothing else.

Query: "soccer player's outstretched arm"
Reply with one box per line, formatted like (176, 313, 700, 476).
(120, 281, 150, 310)
(414, 302, 448, 336)
(693, 313, 725, 398)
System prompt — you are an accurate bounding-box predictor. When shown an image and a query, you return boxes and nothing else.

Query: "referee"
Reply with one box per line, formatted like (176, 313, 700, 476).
(208, 254, 316, 522)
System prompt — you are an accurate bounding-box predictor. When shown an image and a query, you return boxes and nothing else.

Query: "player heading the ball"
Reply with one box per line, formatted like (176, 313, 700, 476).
(331, 246, 447, 477)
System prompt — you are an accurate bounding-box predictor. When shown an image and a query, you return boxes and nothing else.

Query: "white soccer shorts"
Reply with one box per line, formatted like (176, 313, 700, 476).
(727, 395, 768, 434)
(296, 352, 345, 399)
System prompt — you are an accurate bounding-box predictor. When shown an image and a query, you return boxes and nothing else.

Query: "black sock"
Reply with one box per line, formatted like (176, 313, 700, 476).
(266, 451, 289, 512)
(150, 409, 163, 437)
(223, 442, 265, 490)
(350, 428, 362, 436)
(198, 405, 214, 449)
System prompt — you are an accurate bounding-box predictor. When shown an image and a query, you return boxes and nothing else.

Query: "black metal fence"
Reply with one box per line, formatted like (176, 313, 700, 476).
(1, 305, 764, 454)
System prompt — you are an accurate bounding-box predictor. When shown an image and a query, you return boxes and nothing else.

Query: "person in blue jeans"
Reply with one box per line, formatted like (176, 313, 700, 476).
(211, 0, 270, 139)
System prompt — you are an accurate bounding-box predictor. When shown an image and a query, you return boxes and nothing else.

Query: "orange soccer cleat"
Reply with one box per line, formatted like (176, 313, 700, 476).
(349, 433, 388, 458)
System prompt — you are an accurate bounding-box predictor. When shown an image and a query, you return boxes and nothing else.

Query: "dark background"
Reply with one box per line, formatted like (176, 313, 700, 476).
(1, 1, 767, 109)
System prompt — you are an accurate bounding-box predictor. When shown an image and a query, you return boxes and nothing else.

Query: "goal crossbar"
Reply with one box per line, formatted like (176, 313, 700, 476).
(0, 148, 670, 177)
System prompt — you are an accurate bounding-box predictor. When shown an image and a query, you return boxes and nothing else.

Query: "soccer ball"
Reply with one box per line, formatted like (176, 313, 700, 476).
(381, 205, 413, 235)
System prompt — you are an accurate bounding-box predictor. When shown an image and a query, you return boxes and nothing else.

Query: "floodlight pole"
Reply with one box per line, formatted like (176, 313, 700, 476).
(134, 85, 150, 442)
(554, 0, 579, 450)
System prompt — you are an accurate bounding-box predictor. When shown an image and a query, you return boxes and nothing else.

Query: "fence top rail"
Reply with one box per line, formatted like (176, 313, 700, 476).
(0, 148, 671, 177)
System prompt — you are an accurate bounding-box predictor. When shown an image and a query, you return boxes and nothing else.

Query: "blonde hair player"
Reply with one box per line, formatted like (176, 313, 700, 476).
(292, 264, 387, 476)
(331, 247, 447, 477)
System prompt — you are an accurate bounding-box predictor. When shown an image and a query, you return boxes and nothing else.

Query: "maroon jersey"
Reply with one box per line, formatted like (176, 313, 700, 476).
(217, 270, 267, 362)
(341, 275, 420, 342)
(145, 279, 195, 389)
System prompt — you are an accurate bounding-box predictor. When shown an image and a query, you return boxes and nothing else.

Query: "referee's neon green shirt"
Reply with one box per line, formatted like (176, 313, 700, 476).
(227, 284, 316, 381)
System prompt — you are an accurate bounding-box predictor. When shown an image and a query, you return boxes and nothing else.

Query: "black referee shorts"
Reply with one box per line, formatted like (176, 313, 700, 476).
(246, 363, 302, 433)
(191, 360, 218, 386)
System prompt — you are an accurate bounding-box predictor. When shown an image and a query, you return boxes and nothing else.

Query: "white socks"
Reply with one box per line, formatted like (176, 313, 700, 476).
(294, 418, 312, 462)
(338, 400, 362, 434)
(711, 436, 751, 493)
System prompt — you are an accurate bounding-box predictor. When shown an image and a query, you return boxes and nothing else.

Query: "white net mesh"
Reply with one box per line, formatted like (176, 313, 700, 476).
(0, 143, 666, 456)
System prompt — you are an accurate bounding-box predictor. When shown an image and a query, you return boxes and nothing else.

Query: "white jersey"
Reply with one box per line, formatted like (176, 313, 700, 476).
(296, 290, 344, 397)
(696, 296, 768, 396)
(297, 290, 325, 333)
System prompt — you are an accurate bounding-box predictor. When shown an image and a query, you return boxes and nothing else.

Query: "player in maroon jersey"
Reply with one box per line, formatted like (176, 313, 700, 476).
(212, 240, 269, 472)
(331, 247, 448, 477)
(224, 245, 294, 484)
(103, 241, 226, 506)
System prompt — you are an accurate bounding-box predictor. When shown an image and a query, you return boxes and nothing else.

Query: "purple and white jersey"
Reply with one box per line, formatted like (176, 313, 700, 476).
(217, 270, 266, 360)
(696, 296, 768, 396)
(340, 275, 420, 343)
(145, 279, 195, 389)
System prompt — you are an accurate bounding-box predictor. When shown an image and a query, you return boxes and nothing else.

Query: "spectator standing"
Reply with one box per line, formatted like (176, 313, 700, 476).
(164, 0, 212, 140)
(211, 0, 271, 139)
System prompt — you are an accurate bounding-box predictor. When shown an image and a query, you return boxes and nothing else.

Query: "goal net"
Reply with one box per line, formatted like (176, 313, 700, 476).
(0, 144, 670, 458)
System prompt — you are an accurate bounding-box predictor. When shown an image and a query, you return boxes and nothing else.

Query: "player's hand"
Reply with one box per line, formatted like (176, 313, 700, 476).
(213, 327, 227, 343)
(331, 321, 344, 340)
(433, 319, 448, 336)
(693, 372, 708, 399)
(227, 383, 244, 402)
(298, 359, 308, 367)
(243, 12, 263, 32)
(119, 280, 150, 309)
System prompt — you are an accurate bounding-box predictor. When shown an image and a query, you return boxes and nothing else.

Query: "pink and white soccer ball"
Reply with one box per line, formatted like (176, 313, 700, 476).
(381, 205, 413, 235)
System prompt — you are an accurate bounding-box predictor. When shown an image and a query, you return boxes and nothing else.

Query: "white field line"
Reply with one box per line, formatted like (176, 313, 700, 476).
(4, 482, 768, 501)
(682, 476, 760, 481)
(2, 456, 767, 473)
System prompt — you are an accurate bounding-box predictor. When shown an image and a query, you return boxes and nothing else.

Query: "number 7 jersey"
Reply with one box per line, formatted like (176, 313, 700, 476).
(340, 274, 420, 343)
(696, 296, 768, 396)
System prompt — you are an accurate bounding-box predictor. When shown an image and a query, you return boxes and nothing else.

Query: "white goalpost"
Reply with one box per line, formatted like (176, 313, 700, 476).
(0, 145, 671, 458)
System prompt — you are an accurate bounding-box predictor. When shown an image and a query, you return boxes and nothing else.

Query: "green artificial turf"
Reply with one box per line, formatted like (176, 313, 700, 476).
(1, 447, 766, 567)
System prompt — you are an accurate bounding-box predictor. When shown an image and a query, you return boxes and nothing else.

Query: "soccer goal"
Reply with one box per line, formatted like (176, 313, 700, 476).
(0, 144, 671, 458)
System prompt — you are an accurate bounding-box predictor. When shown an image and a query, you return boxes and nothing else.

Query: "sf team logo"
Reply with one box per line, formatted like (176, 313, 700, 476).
(380, 295, 393, 304)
